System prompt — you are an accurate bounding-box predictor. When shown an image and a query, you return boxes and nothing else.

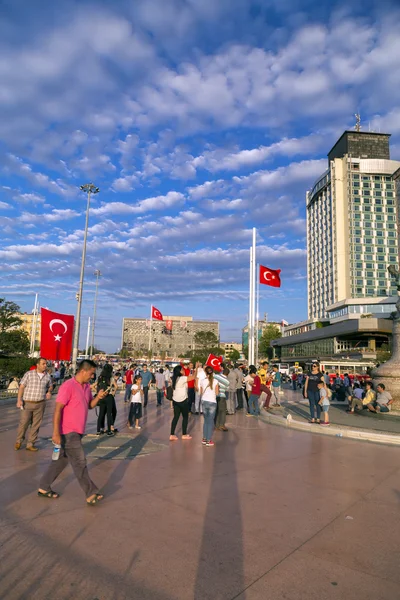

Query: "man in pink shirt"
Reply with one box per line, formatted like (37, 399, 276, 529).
(37, 360, 107, 505)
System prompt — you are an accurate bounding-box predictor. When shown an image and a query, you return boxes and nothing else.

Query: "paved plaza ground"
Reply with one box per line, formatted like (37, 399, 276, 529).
(1, 389, 400, 600)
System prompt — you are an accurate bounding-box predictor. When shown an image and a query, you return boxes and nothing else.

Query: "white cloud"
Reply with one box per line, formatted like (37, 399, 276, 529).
(19, 208, 80, 224)
(91, 191, 185, 216)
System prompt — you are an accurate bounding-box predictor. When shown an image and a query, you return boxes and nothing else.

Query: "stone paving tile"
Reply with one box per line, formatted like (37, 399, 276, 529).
(1, 391, 400, 600)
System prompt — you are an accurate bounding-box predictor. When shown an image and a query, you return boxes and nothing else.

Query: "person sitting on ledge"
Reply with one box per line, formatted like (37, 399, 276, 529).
(347, 382, 375, 414)
(368, 383, 393, 413)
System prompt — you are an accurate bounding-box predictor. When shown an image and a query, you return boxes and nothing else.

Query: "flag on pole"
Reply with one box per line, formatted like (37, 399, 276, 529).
(151, 306, 163, 320)
(205, 354, 223, 372)
(40, 308, 74, 360)
(259, 265, 281, 288)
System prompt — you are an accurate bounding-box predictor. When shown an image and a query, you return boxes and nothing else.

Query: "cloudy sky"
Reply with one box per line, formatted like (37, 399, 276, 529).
(1, 0, 400, 352)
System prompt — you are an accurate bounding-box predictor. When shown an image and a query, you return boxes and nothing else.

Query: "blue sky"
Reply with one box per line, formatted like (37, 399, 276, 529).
(1, 0, 400, 352)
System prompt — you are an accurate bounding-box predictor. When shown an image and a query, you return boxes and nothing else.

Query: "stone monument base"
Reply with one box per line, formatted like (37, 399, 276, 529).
(372, 320, 400, 410)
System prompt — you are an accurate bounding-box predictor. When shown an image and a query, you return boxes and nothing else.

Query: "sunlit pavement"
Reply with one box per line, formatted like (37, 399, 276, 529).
(1, 390, 400, 600)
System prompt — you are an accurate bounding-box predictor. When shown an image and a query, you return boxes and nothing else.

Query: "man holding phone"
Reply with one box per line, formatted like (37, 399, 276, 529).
(37, 359, 107, 505)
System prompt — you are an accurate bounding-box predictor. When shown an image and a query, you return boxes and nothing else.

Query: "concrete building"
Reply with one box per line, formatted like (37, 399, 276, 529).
(307, 130, 400, 320)
(242, 320, 285, 348)
(19, 312, 41, 346)
(122, 316, 219, 359)
(221, 342, 243, 357)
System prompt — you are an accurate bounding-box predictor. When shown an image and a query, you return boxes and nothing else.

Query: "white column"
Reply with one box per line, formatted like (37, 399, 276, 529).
(249, 227, 257, 365)
(248, 246, 254, 364)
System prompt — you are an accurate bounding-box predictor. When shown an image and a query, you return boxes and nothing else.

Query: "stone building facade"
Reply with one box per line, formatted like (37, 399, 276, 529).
(122, 315, 219, 359)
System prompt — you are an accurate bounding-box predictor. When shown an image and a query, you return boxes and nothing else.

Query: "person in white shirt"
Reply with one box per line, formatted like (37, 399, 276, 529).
(170, 365, 195, 441)
(194, 365, 206, 414)
(155, 368, 165, 406)
(199, 366, 219, 447)
(128, 375, 143, 430)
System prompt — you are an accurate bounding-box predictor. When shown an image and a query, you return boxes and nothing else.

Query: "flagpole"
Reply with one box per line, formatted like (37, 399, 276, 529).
(148, 306, 153, 357)
(250, 227, 257, 365)
(248, 246, 253, 365)
(256, 263, 260, 365)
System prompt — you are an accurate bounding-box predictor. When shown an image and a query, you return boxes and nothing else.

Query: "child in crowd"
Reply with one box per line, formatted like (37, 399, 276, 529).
(318, 381, 330, 426)
(128, 375, 143, 430)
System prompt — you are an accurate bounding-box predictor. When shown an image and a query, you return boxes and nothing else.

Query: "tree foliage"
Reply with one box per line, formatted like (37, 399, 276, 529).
(259, 324, 282, 359)
(188, 330, 223, 364)
(0, 357, 36, 379)
(0, 298, 30, 356)
(376, 342, 391, 365)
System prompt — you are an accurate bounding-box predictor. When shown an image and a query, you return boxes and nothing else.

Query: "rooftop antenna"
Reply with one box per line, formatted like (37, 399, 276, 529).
(355, 113, 361, 132)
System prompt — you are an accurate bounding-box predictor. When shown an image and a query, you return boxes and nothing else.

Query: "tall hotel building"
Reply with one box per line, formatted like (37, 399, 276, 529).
(307, 130, 400, 320)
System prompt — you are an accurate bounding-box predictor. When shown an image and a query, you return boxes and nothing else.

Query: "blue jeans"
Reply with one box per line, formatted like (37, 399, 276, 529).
(248, 394, 260, 415)
(156, 389, 163, 405)
(202, 401, 217, 441)
(308, 390, 321, 420)
(124, 384, 132, 402)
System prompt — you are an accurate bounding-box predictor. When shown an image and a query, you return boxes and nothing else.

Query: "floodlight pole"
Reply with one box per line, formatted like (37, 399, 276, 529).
(71, 183, 99, 369)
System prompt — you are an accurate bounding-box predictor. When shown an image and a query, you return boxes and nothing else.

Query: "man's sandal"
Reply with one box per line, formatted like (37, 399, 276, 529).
(86, 494, 104, 506)
(38, 490, 60, 499)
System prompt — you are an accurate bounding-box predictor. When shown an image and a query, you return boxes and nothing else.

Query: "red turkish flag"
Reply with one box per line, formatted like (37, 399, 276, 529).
(259, 265, 281, 288)
(205, 354, 223, 372)
(165, 320, 173, 331)
(152, 306, 163, 321)
(40, 308, 74, 361)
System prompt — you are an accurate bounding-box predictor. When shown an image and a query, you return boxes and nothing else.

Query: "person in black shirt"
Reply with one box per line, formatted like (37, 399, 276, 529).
(304, 362, 324, 423)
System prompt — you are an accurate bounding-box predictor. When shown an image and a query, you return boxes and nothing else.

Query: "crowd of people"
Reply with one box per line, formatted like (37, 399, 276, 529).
(301, 362, 394, 425)
(11, 355, 395, 506)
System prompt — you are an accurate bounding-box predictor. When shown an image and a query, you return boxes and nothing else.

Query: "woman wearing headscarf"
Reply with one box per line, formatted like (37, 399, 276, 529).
(96, 364, 117, 436)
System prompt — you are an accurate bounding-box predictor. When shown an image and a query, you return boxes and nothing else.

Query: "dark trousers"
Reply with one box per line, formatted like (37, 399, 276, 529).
(243, 388, 249, 412)
(97, 395, 114, 432)
(39, 432, 98, 499)
(124, 384, 132, 402)
(308, 390, 321, 420)
(128, 402, 142, 425)
(215, 397, 227, 428)
(236, 388, 244, 410)
(143, 386, 149, 407)
(156, 389, 164, 405)
(171, 400, 189, 435)
(187, 387, 195, 413)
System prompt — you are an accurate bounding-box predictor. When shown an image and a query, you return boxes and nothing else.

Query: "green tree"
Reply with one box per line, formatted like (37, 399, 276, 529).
(119, 348, 130, 358)
(376, 342, 391, 365)
(191, 330, 223, 364)
(259, 324, 282, 360)
(0, 298, 30, 356)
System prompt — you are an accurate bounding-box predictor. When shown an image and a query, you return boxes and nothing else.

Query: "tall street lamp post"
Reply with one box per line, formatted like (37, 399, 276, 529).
(71, 183, 100, 369)
(90, 269, 101, 358)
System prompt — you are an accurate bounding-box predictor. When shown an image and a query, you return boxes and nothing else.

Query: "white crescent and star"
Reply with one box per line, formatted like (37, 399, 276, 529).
(154, 310, 161, 319)
(49, 318, 68, 342)
(210, 358, 220, 367)
(263, 271, 275, 281)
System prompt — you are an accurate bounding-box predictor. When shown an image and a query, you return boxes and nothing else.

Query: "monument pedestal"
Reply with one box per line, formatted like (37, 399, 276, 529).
(372, 319, 400, 410)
